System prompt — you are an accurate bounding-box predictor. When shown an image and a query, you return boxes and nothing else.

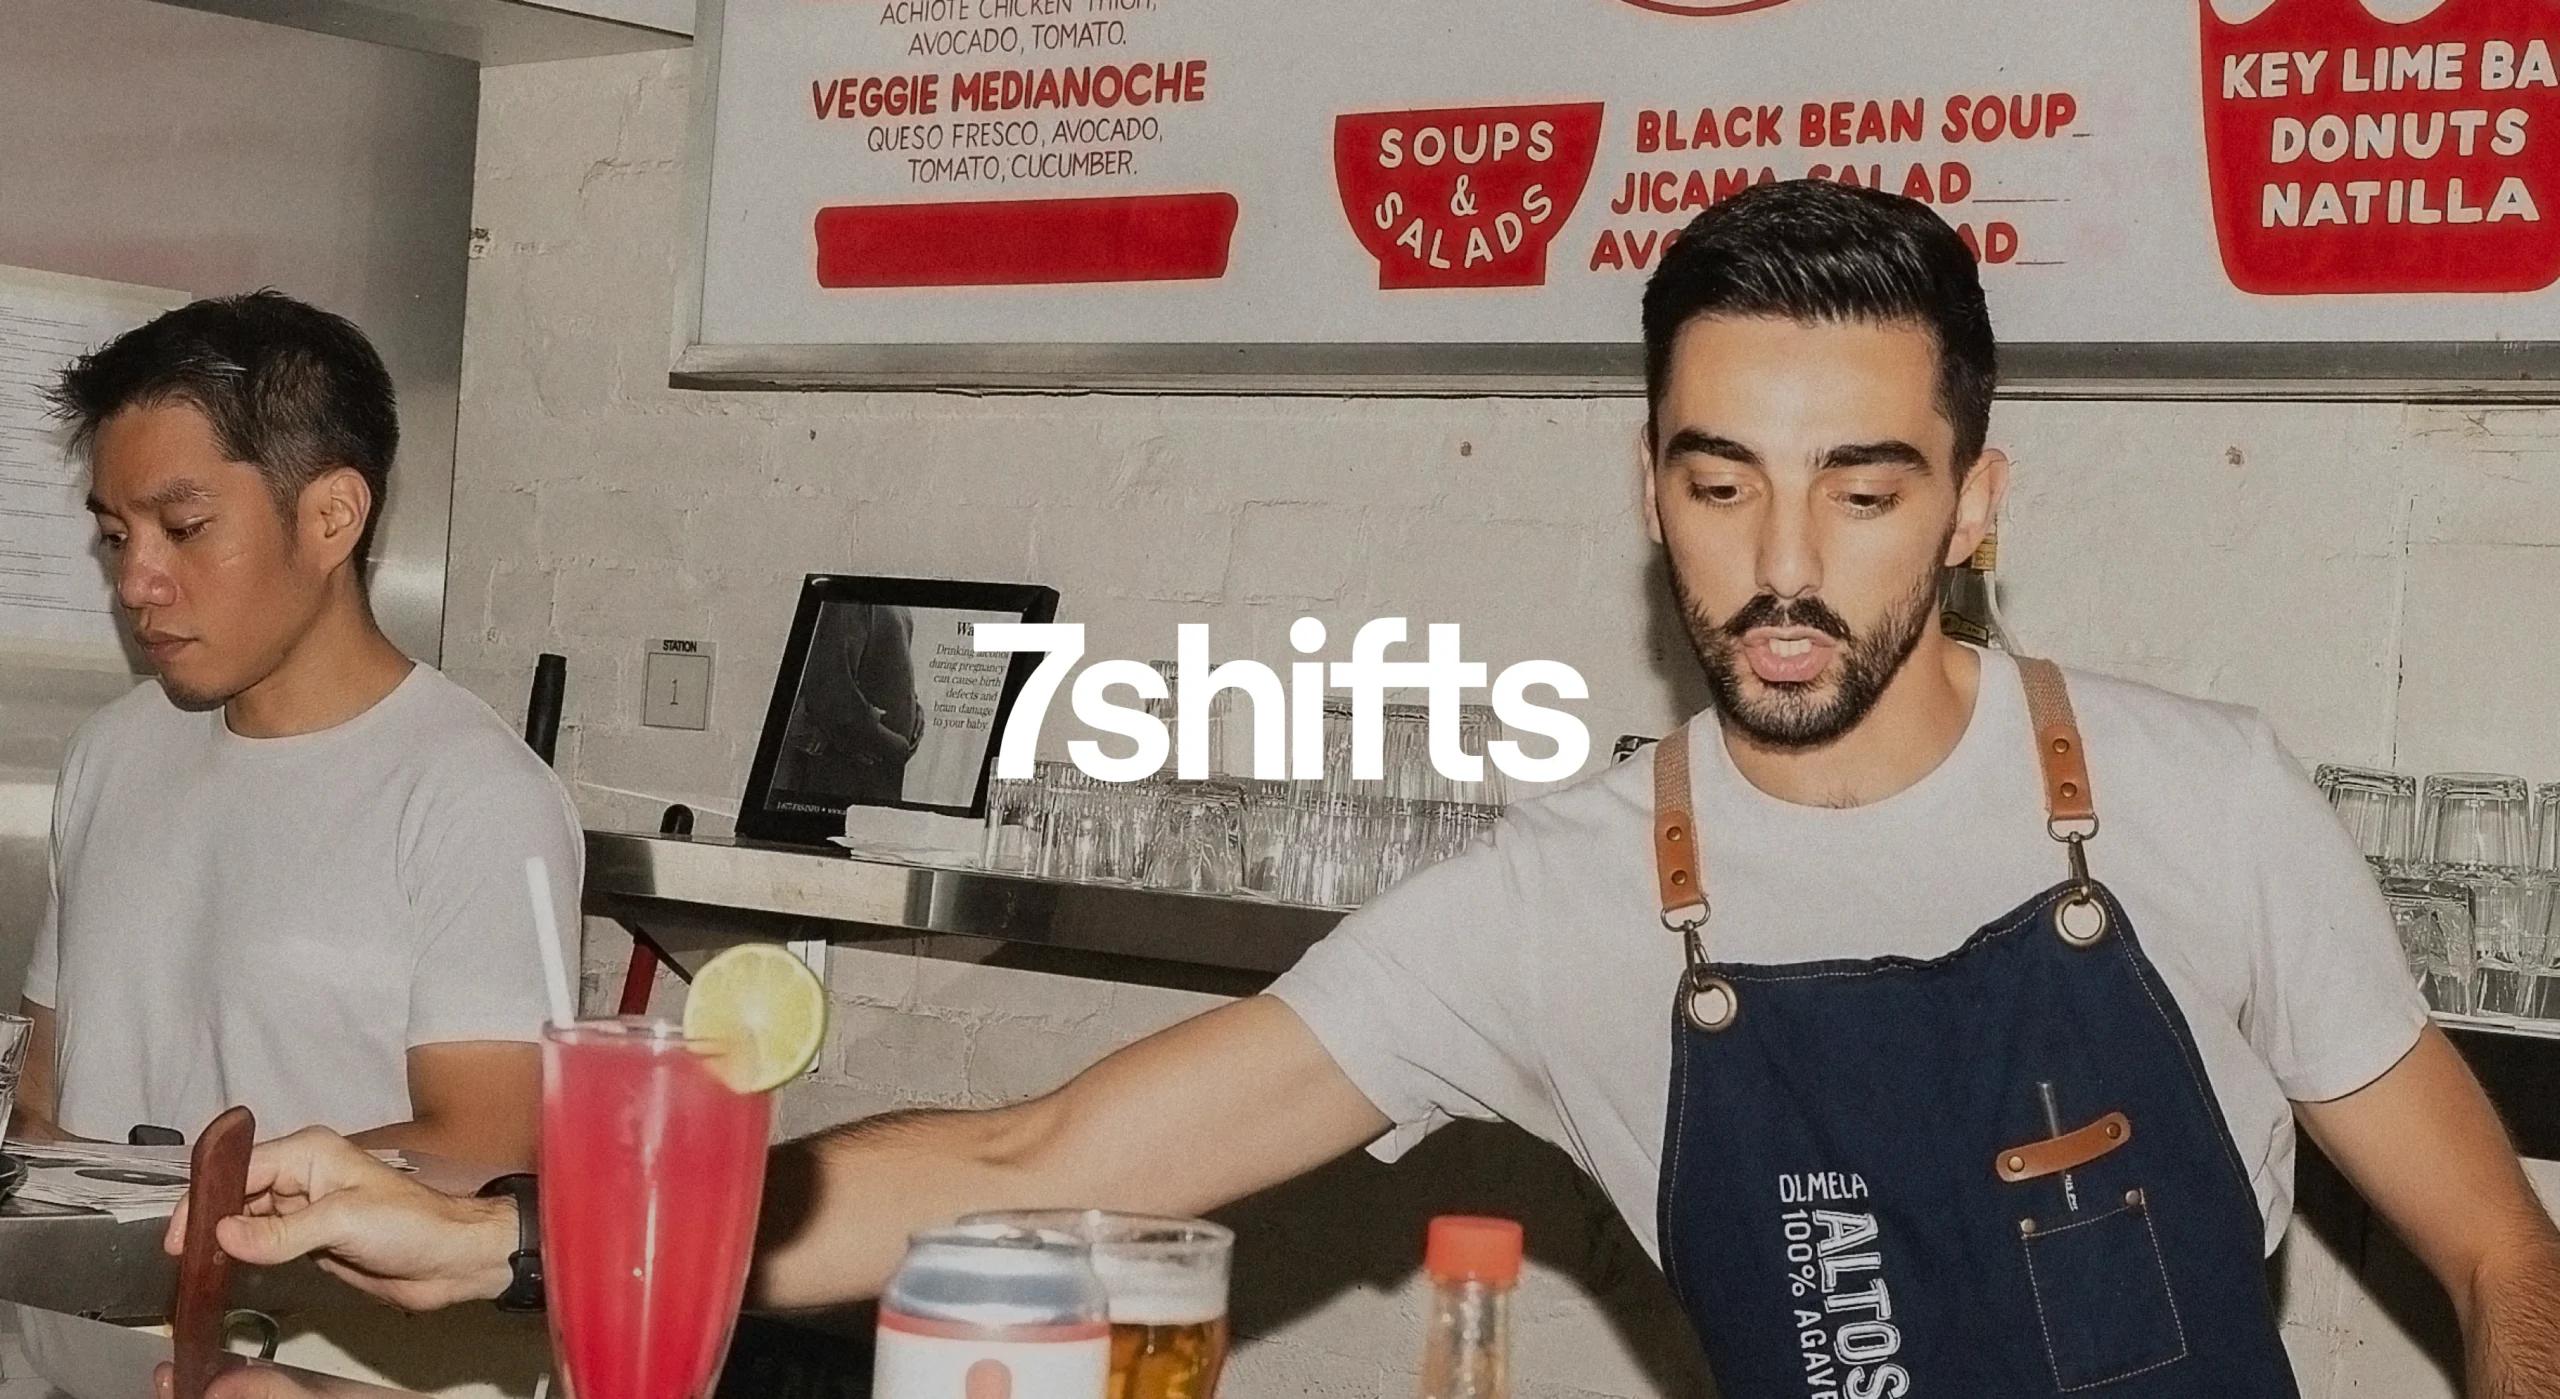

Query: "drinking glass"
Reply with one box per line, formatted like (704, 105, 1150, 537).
(2382, 877, 2475, 1014)
(1141, 781, 1247, 895)
(1310, 795, 1381, 907)
(1146, 660, 1236, 779)
(2528, 785, 2560, 1019)
(1373, 798, 1425, 892)
(1032, 762, 1143, 884)
(1238, 780, 1294, 896)
(1104, 780, 1158, 882)
(2467, 871, 2560, 1018)
(2521, 874, 2560, 1019)
(1318, 697, 1359, 799)
(981, 774, 1040, 873)
(1412, 801, 1461, 872)
(2313, 764, 2416, 871)
(1353, 703, 1508, 805)
(1275, 790, 1332, 906)
(1271, 787, 1323, 904)
(2420, 772, 2532, 869)
(1377, 704, 1433, 800)
(960, 1210, 1234, 1399)
(0, 1013, 30, 1132)
(1455, 704, 1508, 808)
(1015, 761, 1081, 878)
(1419, 801, 1499, 871)
(541, 1020, 774, 1399)
(1051, 777, 1115, 883)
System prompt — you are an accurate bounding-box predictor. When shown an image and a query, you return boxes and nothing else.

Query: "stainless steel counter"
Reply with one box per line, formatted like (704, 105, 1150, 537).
(0, 1300, 422, 1399)
(0, 1200, 347, 1323)
(583, 831, 1346, 986)
(0, 1156, 498, 1324)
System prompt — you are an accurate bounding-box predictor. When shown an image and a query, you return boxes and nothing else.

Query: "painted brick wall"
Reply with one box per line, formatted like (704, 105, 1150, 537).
(463, 49, 2560, 1399)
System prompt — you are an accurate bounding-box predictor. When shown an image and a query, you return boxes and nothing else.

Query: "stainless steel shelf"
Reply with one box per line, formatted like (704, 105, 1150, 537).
(154, 0, 691, 66)
(2435, 1011, 2560, 1043)
(583, 831, 1345, 982)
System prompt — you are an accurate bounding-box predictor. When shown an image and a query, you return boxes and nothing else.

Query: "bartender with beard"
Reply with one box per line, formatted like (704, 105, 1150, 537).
(177, 182, 2560, 1395)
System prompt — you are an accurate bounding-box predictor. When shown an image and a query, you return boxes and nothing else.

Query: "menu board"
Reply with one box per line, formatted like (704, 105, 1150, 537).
(0, 266, 184, 659)
(682, 0, 2560, 387)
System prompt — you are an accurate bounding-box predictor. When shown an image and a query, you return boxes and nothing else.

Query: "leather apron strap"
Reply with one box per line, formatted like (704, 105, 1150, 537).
(1654, 726, 1729, 1031)
(2016, 655, 2096, 833)
(1653, 726, 1706, 930)
(1654, 655, 2107, 974)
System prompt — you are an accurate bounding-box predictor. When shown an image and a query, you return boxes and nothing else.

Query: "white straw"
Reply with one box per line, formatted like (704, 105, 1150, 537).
(524, 856, 578, 1028)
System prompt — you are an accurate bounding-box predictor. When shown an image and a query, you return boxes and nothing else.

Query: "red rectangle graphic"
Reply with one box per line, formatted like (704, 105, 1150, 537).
(813, 193, 1239, 288)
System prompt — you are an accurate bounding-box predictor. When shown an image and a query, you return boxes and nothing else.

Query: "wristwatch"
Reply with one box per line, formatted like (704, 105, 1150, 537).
(474, 1174, 545, 1313)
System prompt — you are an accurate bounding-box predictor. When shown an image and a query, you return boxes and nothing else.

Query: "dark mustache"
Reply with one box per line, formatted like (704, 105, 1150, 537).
(1721, 594, 1853, 644)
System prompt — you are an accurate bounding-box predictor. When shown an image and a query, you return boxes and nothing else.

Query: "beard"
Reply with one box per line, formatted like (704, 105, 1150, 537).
(1672, 548, 1946, 752)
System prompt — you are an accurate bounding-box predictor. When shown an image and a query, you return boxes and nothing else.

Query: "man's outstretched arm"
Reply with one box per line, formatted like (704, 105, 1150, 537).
(2299, 1026, 2560, 1398)
(173, 997, 1387, 1313)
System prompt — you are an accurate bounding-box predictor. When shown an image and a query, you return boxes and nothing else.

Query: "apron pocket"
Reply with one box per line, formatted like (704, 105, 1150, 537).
(2019, 1196, 2189, 1392)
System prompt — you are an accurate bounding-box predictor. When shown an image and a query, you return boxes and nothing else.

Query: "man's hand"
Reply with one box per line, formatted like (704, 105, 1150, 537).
(163, 1128, 516, 1313)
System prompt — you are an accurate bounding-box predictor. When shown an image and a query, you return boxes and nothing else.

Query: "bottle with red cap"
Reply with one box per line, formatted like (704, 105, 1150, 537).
(1414, 1215, 1522, 1398)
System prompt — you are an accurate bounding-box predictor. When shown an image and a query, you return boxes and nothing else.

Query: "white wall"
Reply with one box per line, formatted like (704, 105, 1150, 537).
(456, 49, 2560, 1399)
(0, 0, 476, 667)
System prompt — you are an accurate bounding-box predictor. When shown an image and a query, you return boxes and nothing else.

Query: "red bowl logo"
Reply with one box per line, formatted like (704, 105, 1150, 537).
(1334, 102, 1607, 290)
(1615, 0, 1799, 14)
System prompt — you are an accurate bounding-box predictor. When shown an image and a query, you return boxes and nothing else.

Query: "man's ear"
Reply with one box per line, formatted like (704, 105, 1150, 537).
(1638, 425, 1665, 546)
(1947, 448, 2011, 567)
(300, 466, 373, 574)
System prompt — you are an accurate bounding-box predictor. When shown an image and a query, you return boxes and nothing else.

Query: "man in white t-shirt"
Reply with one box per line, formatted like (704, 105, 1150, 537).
(20, 291, 578, 1168)
(183, 185, 2560, 1391)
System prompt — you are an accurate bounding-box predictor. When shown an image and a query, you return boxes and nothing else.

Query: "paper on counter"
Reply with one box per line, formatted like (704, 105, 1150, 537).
(3, 1139, 410, 1222)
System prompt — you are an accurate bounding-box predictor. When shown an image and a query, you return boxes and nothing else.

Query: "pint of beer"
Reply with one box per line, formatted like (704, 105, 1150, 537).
(962, 1210, 1234, 1399)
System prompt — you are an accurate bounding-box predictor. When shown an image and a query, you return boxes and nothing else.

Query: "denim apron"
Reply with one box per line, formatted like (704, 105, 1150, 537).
(1653, 658, 2298, 1396)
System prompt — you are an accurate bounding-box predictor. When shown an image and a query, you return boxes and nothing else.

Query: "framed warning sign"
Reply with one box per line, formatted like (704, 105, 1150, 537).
(673, 0, 2560, 394)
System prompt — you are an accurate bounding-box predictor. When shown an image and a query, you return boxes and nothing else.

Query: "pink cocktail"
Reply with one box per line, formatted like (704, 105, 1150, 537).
(540, 1020, 773, 1399)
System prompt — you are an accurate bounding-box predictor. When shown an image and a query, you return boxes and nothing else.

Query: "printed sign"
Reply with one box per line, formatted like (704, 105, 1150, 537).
(1332, 103, 1607, 289)
(687, 0, 2560, 381)
(2202, 0, 2560, 294)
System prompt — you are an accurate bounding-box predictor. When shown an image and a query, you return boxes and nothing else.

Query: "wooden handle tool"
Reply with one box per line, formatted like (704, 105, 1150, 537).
(172, 1106, 256, 1399)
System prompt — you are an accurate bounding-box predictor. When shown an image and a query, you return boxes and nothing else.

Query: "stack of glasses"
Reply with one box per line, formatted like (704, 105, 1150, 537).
(2315, 766, 2560, 1020)
(981, 690, 1507, 908)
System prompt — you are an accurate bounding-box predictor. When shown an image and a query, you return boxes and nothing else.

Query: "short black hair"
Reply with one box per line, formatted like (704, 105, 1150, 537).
(48, 289, 398, 568)
(1641, 180, 1997, 468)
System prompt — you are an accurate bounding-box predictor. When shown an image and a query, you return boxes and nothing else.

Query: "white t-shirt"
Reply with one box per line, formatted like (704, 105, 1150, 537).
(27, 665, 582, 1142)
(1269, 649, 2428, 1258)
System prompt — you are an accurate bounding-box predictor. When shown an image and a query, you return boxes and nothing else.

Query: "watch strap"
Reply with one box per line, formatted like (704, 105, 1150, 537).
(474, 1173, 545, 1314)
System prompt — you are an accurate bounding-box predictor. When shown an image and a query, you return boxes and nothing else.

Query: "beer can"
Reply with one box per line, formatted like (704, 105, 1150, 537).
(874, 1223, 1111, 1399)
